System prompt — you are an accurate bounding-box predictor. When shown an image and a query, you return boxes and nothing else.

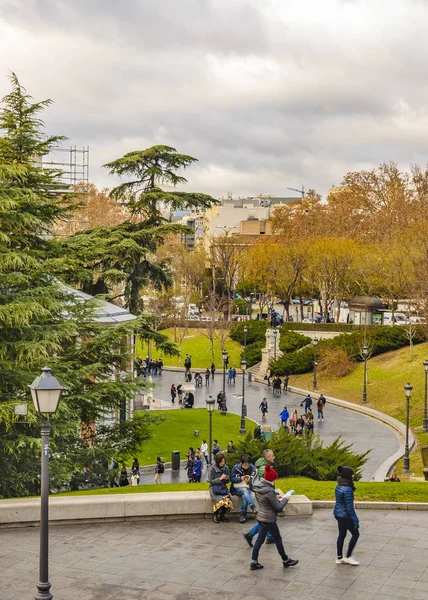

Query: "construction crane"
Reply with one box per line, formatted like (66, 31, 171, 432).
(287, 186, 305, 198)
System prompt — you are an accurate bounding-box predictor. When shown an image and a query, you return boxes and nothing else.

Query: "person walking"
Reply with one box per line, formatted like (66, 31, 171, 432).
(301, 394, 312, 412)
(205, 368, 210, 386)
(231, 455, 258, 523)
(228, 367, 233, 385)
(108, 457, 119, 488)
(210, 362, 216, 380)
(170, 383, 177, 404)
(250, 465, 298, 571)
(131, 457, 140, 485)
(208, 453, 233, 523)
(283, 374, 289, 393)
(279, 406, 289, 428)
(177, 382, 183, 405)
(154, 456, 164, 484)
(201, 439, 209, 465)
(259, 398, 268, 421)
(289, 409, 297, 432)
(334, 466, 360, 565)
(119, 464, 129, 487)
(317, 395, 325, 421)
(245, 449, 276, 546)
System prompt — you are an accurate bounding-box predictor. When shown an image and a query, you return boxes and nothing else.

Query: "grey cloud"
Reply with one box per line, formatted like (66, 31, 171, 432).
(1, 0, 428, 197)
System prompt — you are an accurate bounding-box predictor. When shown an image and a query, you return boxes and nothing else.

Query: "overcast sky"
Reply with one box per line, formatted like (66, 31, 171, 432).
(1, 0, 427, 198)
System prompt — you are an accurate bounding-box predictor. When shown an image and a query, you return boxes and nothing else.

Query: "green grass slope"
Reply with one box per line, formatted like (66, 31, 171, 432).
(291, 342, 428, 476)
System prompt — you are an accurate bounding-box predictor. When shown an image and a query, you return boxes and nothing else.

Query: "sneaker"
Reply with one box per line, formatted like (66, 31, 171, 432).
(243, 533, 253, 548)
(239, 514, 247, 524)
(335, 558, 347, 564)
(283, 558, 299, 568)
(343, 556, 359, 566)
(250, 562, 264, 570)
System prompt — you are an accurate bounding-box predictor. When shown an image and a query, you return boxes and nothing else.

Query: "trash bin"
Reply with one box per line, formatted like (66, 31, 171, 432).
(248, 372, 252, 382)
(171, 451, 180, 471)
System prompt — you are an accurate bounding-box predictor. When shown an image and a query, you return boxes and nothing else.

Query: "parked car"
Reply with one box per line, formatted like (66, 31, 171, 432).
(382, 312, 407, 326)
(408, 316, 426, 324)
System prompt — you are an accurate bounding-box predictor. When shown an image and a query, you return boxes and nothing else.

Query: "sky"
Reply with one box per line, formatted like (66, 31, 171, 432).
(1, 0, 427, 198)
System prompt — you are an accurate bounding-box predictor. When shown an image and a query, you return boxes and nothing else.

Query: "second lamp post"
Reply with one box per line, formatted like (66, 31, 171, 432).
(312, 337, 318, 390)
(240, 358, 247, 434)
(206, 396, 215, 464)
(362, 345, 369, 404)
(403, 382, 413, 474)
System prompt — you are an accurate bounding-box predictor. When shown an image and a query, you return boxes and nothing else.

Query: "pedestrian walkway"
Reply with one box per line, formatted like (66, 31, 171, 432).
(4, 509, 428, 599)
(141, 369, 400, 481)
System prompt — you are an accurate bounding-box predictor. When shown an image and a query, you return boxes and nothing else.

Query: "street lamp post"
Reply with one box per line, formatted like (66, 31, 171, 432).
(243, 325, 248, 360)
(362, 345, 369, 404)
(222, 350, 228, 397)
(424, 361, 428, 431)
(28, 367, 65, 600)
(403, 382, 413, 474)
(273, 328, 278, 362)
(312, 337, 318, 390)
(240, 359, 247, 434)
(206, 396, 215, 464)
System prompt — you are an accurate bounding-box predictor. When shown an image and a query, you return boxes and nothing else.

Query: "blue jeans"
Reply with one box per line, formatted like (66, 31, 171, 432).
(251, 521, 288, 563)
(234, 488, 255, 513)
(248, 522, 273, 540)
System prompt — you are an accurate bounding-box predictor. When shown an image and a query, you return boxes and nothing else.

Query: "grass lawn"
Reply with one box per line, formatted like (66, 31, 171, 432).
(55, 476, 428, 502)
(136, 328, 242, 369)
(291, 342, 428, 477)
(127, 409, 253, 466)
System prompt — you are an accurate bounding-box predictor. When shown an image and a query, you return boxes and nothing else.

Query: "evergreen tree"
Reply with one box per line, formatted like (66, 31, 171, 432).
(0, 75, 163, 498)
(63, 146, 218, 314)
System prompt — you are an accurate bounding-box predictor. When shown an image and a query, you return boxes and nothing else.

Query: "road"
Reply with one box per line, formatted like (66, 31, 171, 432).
(138, 369, 400, 482)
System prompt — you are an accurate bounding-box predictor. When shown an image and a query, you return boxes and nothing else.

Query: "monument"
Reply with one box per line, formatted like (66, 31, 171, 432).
(260, 328, 282, 376)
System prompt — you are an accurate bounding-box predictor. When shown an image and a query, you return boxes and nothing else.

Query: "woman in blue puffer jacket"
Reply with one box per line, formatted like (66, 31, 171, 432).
(333, 466, 360, 566)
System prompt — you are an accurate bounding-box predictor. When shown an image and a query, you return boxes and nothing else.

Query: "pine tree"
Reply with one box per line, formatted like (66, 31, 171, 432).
(0, 75, 163, 498)
(63, 146, 218, 314)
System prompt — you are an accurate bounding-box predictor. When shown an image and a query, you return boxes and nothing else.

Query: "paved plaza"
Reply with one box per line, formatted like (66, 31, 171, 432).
(4, 509, 428, 599)
(145, 370, 400, 480)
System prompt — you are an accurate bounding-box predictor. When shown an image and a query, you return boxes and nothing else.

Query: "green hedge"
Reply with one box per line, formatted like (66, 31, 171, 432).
(230, 320, 269, 344)
(245, 341, 264, 367)
(279, 330, 311, 352)
(270, 326, 424, 376)
(225, 428, 368, 481)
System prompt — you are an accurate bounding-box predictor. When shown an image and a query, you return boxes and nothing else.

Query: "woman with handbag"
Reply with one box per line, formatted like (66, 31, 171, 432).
(208, 452, 233, 523)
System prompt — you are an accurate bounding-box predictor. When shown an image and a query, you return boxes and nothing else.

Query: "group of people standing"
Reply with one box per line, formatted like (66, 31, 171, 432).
(135, 356, 163, 377)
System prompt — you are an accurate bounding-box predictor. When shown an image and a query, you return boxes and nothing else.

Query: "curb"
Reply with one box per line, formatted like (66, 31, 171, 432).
(313, 500, 428, 511)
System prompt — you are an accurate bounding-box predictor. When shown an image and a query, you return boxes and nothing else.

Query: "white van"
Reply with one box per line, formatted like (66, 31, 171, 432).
(187, 304, 200, 317)
(382, 312, 407, 326)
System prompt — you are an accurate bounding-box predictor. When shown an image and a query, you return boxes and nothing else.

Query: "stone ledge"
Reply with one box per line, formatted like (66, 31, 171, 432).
(0, 492, 312, 528)
(313, 500, 428, 511)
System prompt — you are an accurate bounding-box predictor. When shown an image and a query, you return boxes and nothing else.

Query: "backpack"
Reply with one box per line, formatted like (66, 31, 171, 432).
(158, 462, 165, 474)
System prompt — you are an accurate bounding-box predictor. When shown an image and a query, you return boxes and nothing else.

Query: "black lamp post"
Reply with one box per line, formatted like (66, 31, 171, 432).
(273, 328, 278, 362)
(222, 350, 228, 397)
(424, 361, 428, 432)
(243, 325, 248, 360)
(206, 396, 215, 464)
(403, 382, 413, 474)
(240, 358, 247, 434)
(362, 345, 369, 404)
(28, 367, 65, 600)
(312, 337, 318, 390)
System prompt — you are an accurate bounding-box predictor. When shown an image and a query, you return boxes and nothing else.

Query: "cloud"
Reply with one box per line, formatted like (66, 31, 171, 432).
(1, 0, 428, 196)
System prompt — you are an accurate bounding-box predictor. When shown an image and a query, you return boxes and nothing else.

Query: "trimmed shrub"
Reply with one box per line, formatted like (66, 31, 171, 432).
(225, 428, 369, 481)
(282, 322, 369, 332)
(230, 320, 269, 344)
(279, 329, 311, 352)
(245, 341, 264, 367)
(270, 346, 314, 375)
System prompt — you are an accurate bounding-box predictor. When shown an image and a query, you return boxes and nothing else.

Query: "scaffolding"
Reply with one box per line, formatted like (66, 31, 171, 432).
(42, 145, 89, 192)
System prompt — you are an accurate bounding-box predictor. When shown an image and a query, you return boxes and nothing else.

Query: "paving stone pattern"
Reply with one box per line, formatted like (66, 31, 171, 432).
(4, 509, 428, 599)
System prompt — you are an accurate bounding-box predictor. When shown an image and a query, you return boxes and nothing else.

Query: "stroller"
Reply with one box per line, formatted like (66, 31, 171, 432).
(195, 372, 203, 387)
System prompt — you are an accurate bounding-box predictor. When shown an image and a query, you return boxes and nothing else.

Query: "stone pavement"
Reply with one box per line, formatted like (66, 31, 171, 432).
(4, 509, 428, 599)
(143, 370, 400, 481)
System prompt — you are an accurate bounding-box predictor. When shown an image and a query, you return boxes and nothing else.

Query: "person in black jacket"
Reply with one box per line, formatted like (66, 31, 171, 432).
(250, 465, 298, 571)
